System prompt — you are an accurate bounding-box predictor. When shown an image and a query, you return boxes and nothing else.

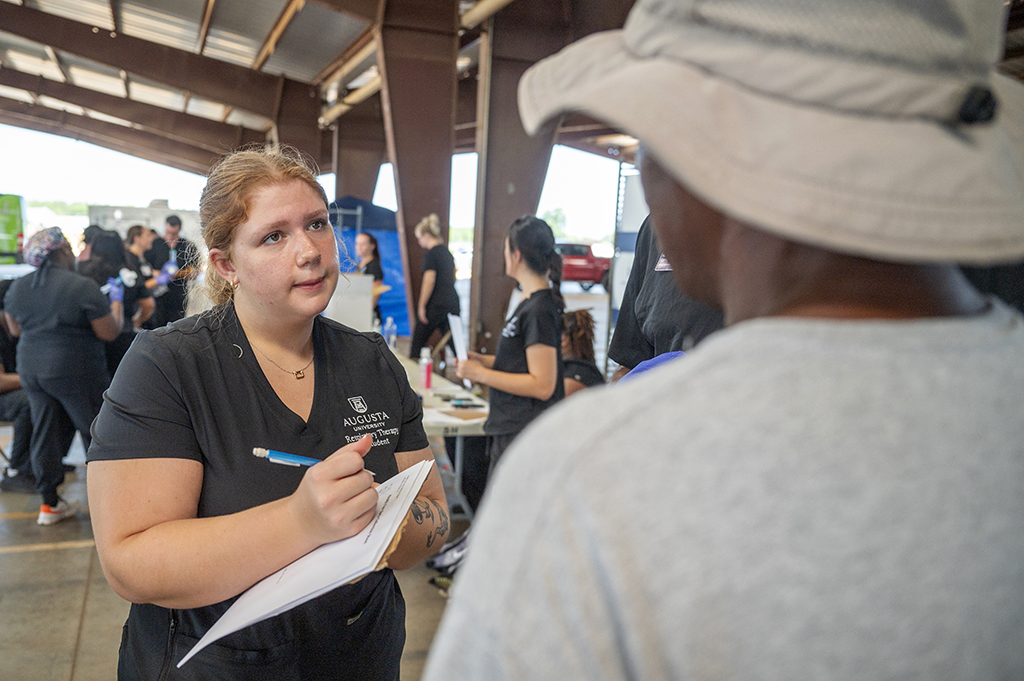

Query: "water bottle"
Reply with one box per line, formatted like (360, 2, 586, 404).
(383, 316, 397, 349)
(418, 347, 433, 390)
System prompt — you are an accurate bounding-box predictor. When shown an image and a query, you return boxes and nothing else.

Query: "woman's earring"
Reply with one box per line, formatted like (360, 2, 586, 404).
(232, 281, 240, 291)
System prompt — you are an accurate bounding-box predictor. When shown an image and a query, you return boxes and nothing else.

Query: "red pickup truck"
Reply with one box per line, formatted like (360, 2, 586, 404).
(554, 242, 611, 291)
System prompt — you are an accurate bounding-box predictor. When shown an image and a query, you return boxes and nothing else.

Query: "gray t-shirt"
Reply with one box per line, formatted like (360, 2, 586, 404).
(425, 301, 1024, 681)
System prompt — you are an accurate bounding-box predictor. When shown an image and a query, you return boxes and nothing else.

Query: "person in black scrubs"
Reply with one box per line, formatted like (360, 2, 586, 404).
(4, 227, 122, 525)
(79, 229, 154, 375)
(86, 146, 449, 681)
(456, 215, 565, 474)
(409, 214, 460, 359)
(356, 231, 384, 326)
(608, 217, 724, 381)
(560, 309, 605, 396)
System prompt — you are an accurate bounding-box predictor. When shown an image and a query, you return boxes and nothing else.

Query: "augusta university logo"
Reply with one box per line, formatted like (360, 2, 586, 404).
(348, 396, 368, 413)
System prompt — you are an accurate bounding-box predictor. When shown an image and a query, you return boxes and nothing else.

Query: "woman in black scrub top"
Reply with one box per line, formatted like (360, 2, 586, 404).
(456, 216, 565, 475)
(86, 146, 449, 681)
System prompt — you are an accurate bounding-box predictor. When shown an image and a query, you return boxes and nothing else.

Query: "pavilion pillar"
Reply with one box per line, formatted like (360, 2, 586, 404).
(332, 93, 386, 202)
(468, 1, 568, 353)
(377, 0, 460, 319)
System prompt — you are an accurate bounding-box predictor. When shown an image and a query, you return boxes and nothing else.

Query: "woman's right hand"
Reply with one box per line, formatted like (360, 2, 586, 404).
(289, 434, 379, 545)
(418, 307, 428, 324)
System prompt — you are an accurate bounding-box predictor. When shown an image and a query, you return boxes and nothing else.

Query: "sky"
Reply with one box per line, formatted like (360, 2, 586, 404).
(0, 123, 623, 243)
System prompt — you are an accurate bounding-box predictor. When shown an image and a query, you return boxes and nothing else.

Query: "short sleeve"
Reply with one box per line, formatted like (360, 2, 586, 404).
(522, 297, 561, 350)
(379, 342, 429, 453)
(608, 218, 656, 369)
(78, 277, 116, 322)
(423, 248, 439, 273)
(88, 332, 203, 463)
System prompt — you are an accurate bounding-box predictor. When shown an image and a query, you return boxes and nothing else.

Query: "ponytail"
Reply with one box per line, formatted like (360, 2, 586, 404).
(548, 249, 564, 314)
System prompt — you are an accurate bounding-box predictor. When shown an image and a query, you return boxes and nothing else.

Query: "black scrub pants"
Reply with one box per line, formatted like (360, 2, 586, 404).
(409, 307, 457, 359)
(22, 372, 108, 506)
(0, 388, 33, 476)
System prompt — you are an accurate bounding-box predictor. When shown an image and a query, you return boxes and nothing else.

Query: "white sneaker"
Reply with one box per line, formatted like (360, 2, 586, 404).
(37, 499, 81, 526)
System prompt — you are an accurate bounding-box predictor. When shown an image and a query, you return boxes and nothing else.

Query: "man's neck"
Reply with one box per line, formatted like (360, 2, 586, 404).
(721, 222, 988, 325)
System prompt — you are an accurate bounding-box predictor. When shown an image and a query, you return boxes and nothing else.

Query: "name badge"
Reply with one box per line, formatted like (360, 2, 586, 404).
(654, 254, 673, 272)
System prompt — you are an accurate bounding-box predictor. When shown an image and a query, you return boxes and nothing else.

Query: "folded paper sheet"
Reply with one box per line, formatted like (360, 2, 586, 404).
(177, 459, 434, 668)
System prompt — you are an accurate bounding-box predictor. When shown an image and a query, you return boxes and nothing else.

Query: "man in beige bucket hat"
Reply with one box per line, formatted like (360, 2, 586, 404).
(425, 1, 1024, 679)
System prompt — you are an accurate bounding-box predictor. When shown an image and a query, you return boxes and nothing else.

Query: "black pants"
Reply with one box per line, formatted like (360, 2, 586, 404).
(22, 372, 108, 506)
(409, 308, 457, 359)
(0, 387, 32, 475)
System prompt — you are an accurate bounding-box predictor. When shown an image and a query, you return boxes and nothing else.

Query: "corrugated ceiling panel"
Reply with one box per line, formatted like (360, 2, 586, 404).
(225, 109, 271, 131)
(185, 96, 227, 120)
(68, 66, 128, 98)
(130, 80, 186, 111)
(120, 0, 202, 52)
(3, 51, 66, 81)
(32, 0, 114, 30)
(0, 85, 35, 104)
(263, 3, 368, 82)
(201, 27, 259, 68)
(201, 0, 284, 67)
(37, 95, 85, 116)
(87, 110, 133, 127)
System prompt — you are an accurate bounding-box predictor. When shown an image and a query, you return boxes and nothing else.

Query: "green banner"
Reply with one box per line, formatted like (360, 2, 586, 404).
(0, 195, 25, 264)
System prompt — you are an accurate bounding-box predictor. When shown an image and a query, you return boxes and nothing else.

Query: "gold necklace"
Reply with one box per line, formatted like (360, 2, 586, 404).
(250, 342, 314, 379)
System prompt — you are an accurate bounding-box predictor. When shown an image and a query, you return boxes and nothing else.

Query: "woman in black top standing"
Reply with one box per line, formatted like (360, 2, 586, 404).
(409, 214, 460, 359)
(356, 232, 384, 326)
(86, 146, 449, 680)
(456, 215, 565, 474)
(4, 228, 122, 525)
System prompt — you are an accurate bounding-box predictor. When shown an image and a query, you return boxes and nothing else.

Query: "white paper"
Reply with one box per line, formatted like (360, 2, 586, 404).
(447, 313, 473, 389)
(447, 313, 468, 361)
(177, 459, 433, 668)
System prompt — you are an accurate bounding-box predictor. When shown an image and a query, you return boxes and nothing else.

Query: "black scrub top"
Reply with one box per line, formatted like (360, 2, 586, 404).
(608, 217, 724, 369)
(4, 265, 112, 379)
(484, 288, 564, 436)
(88, 303, 428, 680)
(422, 245, 460, 315)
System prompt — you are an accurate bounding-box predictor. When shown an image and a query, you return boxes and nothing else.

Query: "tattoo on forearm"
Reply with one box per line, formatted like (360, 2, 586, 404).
(410, 499, 450, 548)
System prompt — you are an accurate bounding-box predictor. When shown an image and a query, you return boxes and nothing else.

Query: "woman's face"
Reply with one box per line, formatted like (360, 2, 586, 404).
(416, 233, 432, 250)
(210, 179, 338, 323)
(356, 233, 372, 259)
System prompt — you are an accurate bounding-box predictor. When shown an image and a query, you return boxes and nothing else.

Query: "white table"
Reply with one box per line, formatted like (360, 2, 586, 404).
(396, 353, 487, 520)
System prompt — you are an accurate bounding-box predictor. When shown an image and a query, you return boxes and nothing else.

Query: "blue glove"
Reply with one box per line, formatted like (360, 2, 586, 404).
(155, 271, 172, 286)
(106, 277, 124, 303)
(618, 351, 686, 384)
(162, 261, 180, 277)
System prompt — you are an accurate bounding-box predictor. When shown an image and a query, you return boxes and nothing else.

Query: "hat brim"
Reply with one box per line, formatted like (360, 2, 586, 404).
(519, 31, 1024, 264)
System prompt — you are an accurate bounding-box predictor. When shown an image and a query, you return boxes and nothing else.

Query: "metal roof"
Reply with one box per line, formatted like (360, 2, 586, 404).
(0, 0, 1021, 174)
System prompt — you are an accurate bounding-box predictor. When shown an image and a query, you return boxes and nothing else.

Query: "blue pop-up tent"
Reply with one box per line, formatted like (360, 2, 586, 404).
(329, 196, 410, 335)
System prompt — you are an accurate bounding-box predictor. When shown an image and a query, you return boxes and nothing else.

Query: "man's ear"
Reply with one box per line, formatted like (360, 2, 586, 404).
(208, 249, 236, 283)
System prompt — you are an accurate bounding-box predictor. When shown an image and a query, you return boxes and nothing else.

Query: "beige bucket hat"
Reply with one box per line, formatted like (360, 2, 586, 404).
(518, 0, 1024, 264)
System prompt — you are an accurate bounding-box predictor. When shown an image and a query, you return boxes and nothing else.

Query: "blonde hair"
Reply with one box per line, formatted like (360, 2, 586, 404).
(198, 145, 329, 306)
(414, 213, 442, 240)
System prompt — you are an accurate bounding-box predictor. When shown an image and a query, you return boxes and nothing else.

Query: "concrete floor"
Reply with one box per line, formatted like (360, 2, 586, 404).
(0, 429, 462, 681)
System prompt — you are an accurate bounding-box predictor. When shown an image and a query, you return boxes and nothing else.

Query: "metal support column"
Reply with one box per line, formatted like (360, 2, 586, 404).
(377, 0, 460, 321)
(331, 93, 387, 202)
(468, 1, 568, 353)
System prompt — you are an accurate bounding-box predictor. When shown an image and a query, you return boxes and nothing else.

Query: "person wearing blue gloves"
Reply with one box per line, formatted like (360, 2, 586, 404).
(3, 227, 122, 525)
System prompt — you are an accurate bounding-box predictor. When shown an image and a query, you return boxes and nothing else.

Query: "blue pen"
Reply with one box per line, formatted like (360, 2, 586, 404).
(252, 448, 322, 467)
(252, 447, 376, 476)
